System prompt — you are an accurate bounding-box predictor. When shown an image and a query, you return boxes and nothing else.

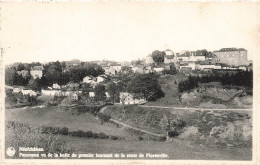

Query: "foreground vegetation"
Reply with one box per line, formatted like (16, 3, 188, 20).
(105, 105, 252, 148)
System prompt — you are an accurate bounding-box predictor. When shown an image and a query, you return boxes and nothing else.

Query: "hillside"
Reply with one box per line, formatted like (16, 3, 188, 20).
(104, 105, 252, 148)
(5, 106, 137, 140)
(146, 74, 252, 109)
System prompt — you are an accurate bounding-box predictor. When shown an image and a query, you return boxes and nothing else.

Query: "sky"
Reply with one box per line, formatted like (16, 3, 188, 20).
(1, 2, 258, 65)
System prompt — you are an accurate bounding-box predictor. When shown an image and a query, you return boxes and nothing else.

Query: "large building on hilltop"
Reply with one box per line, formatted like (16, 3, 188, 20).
(213, 48, 249, 66)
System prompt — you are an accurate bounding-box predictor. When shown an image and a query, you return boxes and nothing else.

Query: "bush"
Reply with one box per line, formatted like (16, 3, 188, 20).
(93, 133, 99, 138)
(138, 136, 143, 141)
(168, 129, 180, 137)
(70, 130, 86, 137)
(97, 113, 111, 123)
(60, 127, 69, 135)
(98, 132, 109, 139)
(110, 136, 119, 140)
(85, 131, 93, 138)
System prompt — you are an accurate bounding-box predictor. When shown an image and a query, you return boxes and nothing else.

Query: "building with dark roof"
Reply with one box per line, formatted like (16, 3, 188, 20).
(213, 48, 249, 66)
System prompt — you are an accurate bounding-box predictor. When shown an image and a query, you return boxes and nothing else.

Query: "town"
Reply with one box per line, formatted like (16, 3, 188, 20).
(5, 47, 252, 107)
(5, 47, 253, 160)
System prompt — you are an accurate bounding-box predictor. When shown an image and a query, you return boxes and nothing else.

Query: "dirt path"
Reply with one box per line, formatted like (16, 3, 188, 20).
(110, 119, 164, 137)
(99, 106, 164, 137)
(139, 105, 251, 111)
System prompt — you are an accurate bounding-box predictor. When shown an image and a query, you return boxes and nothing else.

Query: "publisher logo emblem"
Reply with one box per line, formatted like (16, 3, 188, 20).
(6, 147, 16, 157)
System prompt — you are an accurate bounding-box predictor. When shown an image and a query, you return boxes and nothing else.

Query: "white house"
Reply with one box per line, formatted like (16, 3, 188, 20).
(83, 76, 96, 84)
(41, 89, 62, 96)
(132, 65, 144, 74)
(30, 66, 44, 79)
(145, 54, 154, 64)
(89, 92, 95, 97)
(22, 89, 37, 96)
(68, 93, 78, 101)
(102, 65, 122, 75)
(153, 67, 165, 73)
(96, 76, 105, 83)
(105, 92, 110, 98)
(53, 83, 61, 89)
(119, 92, 146, 105)
(13, 87, 23, 93)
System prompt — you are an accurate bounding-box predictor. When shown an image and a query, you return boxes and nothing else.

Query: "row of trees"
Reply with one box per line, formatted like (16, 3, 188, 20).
(6, 61, 105, 88)
(91, 73, 164, 103)
(178, 71, 253, 93)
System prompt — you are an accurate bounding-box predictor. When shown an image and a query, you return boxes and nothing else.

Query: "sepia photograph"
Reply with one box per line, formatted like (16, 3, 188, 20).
(1, 1, 258, 164)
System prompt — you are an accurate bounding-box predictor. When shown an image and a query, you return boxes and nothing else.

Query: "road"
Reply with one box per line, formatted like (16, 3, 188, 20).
(110, 119, 164, 137)
(139, 105, 252, 111)
(100, 106, 164, 137)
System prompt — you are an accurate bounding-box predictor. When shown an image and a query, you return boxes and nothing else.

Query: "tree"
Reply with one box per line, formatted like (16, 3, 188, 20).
(107, 82, 120, 103)
(16, 63, 25, 71)
(152, 50, 165, 65)
(127, 73, 164, 101)
(28, 78, 41, 91)
(5, 68, 17, 85)
(94, 84, 106, 102)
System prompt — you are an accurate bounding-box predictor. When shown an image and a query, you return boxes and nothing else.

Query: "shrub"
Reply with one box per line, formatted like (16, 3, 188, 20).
(93, 133, 99, 138)
(110, 136, 119, 140)
(98, 132, 109, 139)
(70, 130, 85, 137)
(60, 127, 69, 135)
(168, 129, 180, 138)
(138, 136, 143, 141)
(85, 131, 93, 138)
(97, 113, 111, 123)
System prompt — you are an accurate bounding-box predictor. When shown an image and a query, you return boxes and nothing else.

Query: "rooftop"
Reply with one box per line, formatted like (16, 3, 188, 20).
(31, 66, 44, 71)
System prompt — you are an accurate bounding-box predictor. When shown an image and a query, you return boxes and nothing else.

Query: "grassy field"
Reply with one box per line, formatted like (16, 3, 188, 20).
(5, 105, 252, 160)
(5, 124, 252, 160)
(50, 135, 252, 160)
(5, 106, 137, 139)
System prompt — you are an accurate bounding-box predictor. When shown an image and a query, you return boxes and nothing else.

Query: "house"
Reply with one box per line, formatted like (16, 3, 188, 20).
(179, 63, 193, 71)
(132, 65, 145, 74)
(53, 83, 61, 89)
(164, 55, 176, 64)
(144, 66, 153, 73)
(145, 54, 154, 64)
(96, 76, 105, 83)
(83, 76, 96, 84)
(22, 89, 37, 96)
(105, 92, 110, 98)
(119, 92, 146, 105)
(102, 64, 122, 75)
(177, 51, 206, 62)
(164, 49, 176, 64)
(89, 92, 95, 97)
(153, 67, 165, 73)
(30, 66, 44, 79)
(13, 87, 23, 93)
(68, 93, 78, 101)
(41, 89, 62, 96)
